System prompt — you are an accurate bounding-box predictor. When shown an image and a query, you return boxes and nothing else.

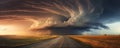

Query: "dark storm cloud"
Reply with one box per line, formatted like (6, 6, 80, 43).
(98, 0, 120, 23)
(0, 0, 119, 34)
(31, 22, 108, 35)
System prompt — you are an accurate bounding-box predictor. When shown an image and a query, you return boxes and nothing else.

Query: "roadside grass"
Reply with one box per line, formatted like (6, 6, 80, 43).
(0, 35, 57, 48)
(70, 35, 120, 48)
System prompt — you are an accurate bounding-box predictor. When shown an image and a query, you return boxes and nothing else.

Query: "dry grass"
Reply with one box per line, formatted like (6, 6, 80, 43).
(70, 35, 120, 48)
(0, 35, 57, 47)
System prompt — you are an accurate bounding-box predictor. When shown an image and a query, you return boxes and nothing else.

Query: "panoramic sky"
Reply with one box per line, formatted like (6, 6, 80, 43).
(0, 0, 120, 35)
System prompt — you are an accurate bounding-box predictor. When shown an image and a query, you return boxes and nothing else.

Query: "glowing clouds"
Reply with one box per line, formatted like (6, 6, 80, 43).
(29, 17, 58, 29)
(0, 16, 33, 35)
(23, 0, 105, 34)
(23, 0, 103, 27)
(1, 0, 119, 35)
(0, 16, 54, 35)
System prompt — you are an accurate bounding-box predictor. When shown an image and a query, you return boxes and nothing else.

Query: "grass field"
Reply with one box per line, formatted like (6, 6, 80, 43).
(70, 35, 120, 48)
(0, 35, 57, 48)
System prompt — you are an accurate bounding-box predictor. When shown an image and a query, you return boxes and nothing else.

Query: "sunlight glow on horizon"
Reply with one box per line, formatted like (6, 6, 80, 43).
(0, 25, 29, 35)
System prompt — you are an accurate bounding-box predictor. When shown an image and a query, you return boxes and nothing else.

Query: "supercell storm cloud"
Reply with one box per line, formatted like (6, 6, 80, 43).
(0, 0, 120, 35)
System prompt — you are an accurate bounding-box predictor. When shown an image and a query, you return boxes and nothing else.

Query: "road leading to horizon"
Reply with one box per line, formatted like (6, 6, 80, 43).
(18, 36, 92, 48)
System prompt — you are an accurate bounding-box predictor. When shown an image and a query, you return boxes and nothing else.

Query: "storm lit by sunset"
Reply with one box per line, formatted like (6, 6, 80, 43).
(0, 0, 120, 35)
(0, 0, 120, 48)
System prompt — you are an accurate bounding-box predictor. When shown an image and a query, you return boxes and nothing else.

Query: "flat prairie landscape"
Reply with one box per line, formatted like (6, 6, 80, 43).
(0, 35, 120, 48)
(70, 35, 120, 48)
